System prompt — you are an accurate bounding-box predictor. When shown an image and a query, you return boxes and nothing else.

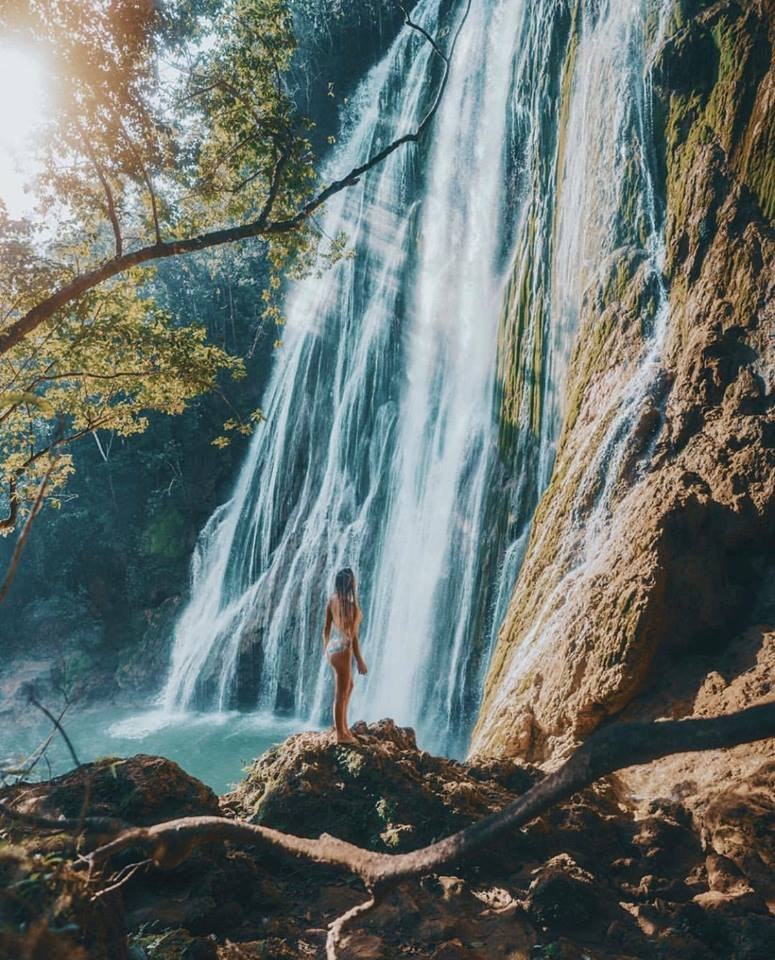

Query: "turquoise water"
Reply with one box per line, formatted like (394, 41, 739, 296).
(0, 706, 312, 796)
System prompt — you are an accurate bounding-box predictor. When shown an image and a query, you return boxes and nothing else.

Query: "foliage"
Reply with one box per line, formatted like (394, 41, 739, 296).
(0, 0, 326, 529)
(1, 0, 323, 272)
(0, 0, 456, 536)
(0, 241, 273, 675)
(0, 209, 245, 527)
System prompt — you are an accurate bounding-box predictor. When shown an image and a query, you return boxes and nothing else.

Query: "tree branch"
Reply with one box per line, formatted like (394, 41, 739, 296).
(26, 693, 81, 769)
(0, 477, 18, 531)
(399, 2, 449, 64)
(0, 2, 472, 358)
(79, 127, 123, 257)
(0, 462, 55, 603)
(256, 144, 292, 224)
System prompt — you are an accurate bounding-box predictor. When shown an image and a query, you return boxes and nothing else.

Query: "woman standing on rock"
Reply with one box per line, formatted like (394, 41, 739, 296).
(323, 568, 367, 743)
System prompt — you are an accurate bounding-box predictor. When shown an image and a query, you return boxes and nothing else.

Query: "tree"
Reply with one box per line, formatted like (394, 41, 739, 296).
(0, 0, 469, 536)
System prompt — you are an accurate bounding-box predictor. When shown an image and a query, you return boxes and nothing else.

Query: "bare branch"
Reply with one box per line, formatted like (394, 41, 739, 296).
(141, 167, 163, 245)
(399, 2, 449, 63)
(79, 125, 123, 257)
(0, 477, 18, 532)
(256, 145, 292, 225)
(27, 693, 82, 769)
(90, 859, 152, 901)
(0, 464, 54, 603)
(11, 701, 70, 780)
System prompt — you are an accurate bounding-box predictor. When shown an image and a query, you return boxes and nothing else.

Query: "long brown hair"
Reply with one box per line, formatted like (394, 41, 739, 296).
(333, 567, 360, 634)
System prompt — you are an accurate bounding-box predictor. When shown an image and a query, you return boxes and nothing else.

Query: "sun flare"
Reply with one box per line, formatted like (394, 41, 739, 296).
(0, 44, 47, 216)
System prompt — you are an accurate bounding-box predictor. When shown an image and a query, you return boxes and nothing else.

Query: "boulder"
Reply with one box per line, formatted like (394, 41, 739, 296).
(2, 754, 219, 826)
(223, 718, 539, 854)
(700, 760, 775, 904)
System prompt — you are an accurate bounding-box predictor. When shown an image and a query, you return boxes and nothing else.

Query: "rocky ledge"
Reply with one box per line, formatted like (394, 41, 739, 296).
(2, 718, 773, 960)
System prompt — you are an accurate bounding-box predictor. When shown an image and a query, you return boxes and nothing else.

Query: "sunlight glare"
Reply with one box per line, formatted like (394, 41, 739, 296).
(0, 45, 47, 217)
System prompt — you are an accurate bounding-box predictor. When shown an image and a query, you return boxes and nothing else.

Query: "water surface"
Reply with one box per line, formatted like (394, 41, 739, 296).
(1, 706, 308, 795)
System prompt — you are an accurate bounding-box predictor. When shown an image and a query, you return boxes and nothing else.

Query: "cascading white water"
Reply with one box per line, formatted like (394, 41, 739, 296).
(162, 0, 672, 755)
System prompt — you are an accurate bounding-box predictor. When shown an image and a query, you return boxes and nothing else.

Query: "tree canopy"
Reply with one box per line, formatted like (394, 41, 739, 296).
(0, 0, 464, 537)
(0, 0, 319, 529)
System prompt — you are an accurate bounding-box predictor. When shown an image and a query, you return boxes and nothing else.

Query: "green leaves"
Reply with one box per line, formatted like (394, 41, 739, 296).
(0, 268, 244, 529)
(0, 1, 320, 529)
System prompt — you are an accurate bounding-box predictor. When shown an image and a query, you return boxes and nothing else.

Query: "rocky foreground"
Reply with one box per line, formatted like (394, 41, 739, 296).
(1, 717, 773, 960)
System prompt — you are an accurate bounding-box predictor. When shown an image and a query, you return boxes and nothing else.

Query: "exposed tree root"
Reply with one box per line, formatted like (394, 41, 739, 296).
(70, 703, 774, 954)
(325, 889, 384, 960)
(0, 800, 129, 835)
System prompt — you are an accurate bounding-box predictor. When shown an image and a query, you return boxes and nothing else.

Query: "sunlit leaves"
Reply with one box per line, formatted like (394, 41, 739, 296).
(0, 0, 326, 528)
(0, 269, 244, 529)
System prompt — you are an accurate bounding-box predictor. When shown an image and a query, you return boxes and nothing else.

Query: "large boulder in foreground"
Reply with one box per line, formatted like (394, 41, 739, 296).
(0, 754, 217, 960)
(221, 720, 774, 959)
(222, 718, 539, 852)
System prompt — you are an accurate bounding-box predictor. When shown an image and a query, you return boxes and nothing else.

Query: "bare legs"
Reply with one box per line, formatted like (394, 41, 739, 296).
(328, 650, 357, 744)
(344, 671, 355, 731)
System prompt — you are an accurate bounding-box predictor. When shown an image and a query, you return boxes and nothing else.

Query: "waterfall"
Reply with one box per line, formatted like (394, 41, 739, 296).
(162, 0, 671, 756)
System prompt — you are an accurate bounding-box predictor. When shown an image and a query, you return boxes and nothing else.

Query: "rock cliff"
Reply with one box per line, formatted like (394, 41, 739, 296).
(474, 0, 774, 763)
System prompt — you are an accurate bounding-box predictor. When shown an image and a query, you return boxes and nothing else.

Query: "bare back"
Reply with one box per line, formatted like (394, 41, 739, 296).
(329, 594, 362, 639)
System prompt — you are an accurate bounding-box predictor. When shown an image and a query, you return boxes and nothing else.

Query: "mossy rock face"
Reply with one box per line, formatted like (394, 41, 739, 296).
(142, 508, 188, 560)
(116, 596, 181, 692)
(476, 0, 775, 763)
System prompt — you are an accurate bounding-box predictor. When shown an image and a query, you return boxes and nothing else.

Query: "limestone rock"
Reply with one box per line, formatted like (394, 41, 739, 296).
(475, 0, 775, 763)
(2, 754, 220, 825)
(3, 721, 774, 959)
(700, 759, 775, 904)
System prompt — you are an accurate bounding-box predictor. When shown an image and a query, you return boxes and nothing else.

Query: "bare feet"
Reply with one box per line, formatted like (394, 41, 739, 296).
(336, 732, 358, 745)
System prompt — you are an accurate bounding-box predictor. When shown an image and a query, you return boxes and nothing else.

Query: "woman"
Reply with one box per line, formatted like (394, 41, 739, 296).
(323, 567, 367, 744)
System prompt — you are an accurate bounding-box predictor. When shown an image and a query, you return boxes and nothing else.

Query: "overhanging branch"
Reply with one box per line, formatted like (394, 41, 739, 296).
(0, 2, 473, 359)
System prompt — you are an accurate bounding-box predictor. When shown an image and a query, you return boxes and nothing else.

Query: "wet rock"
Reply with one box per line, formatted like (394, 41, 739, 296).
(474, 0, 775, 764)
(0, 755, 259, 950)
(116, 597, 182, 693)
(4, 718, 772, 960)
